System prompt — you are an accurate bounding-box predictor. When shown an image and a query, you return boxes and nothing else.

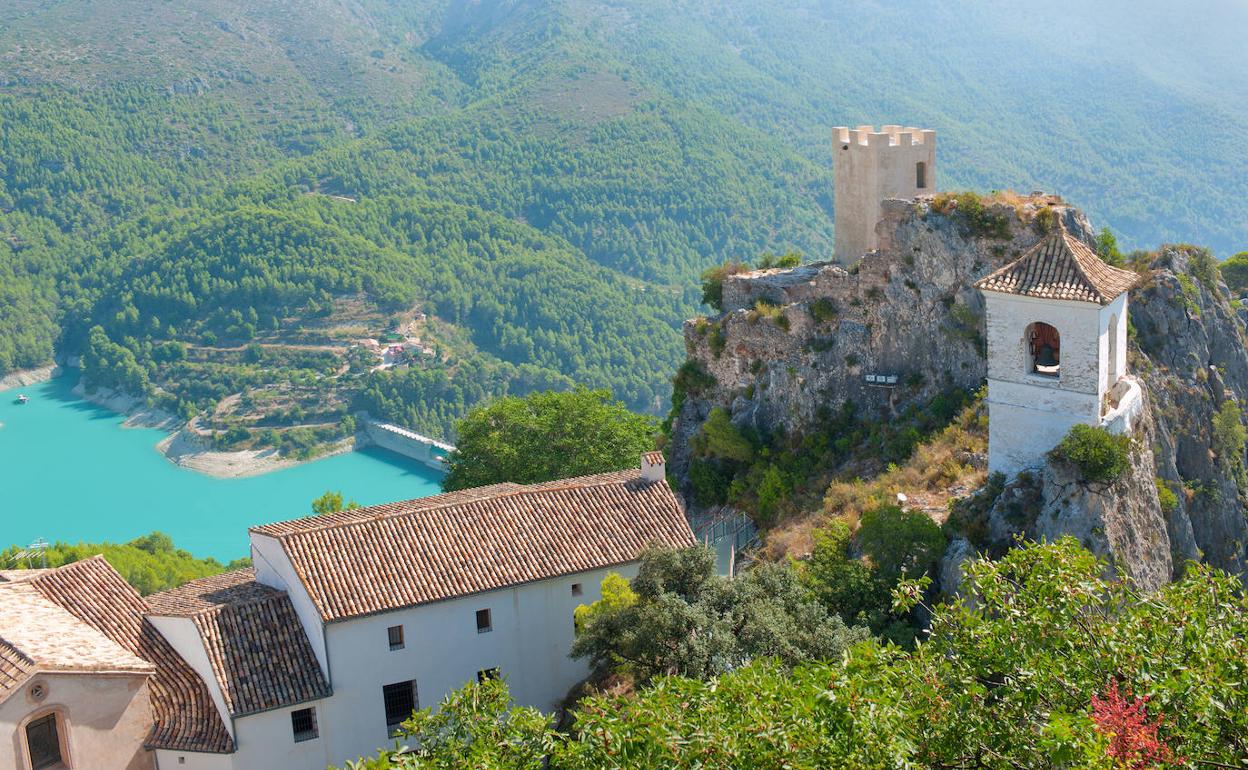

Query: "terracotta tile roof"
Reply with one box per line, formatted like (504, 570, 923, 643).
(0, 638, 37, 700)
(150, 570, 331, 717)
(642, 451, 665, 465)
(975, 230, 1139, 304)
(252, 483, 522, 538)
(26, 558, 234, 753)
(147, 568, 279, 616)
(254, 470, 695, 623)
(0, 581, 154, 701)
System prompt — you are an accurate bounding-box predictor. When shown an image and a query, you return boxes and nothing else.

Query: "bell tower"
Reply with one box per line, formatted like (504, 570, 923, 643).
(975, 228, 1142, 477)
(833, 125, 936, 262)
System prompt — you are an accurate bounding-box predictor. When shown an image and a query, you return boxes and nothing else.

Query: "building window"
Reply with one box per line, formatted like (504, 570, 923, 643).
(571, 583, 583, 597)
(291, 707, 318, 742)
(476, 608, 492, 633)
(387, 624, 404, 651)
(383, 680, 418, 732)
(1027, 322, 1061, 378)
(25, 713, 62, 770)
(477, 667, 500, 683)
(916, 161, 927, 189)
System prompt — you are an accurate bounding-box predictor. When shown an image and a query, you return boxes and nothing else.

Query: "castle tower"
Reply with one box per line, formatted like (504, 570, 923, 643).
(975, 228, 1142, 477)
(833, 125, 936, 262)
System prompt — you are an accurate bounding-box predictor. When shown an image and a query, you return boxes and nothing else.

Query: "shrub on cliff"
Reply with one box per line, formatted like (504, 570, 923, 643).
(1052, 424, 1131, 483)
(699, 260, 747, 311)
(1220, 251, 1248, 295)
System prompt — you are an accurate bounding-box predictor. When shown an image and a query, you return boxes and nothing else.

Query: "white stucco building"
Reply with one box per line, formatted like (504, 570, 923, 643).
(2, 454, 693, 770)
(833, 124, 936, 262)
(976, 229, 1143, 477)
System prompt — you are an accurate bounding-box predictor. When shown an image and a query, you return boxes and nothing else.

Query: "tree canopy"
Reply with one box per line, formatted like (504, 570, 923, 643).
(339, 539, 1248, 768)
(442, 387, 659, 491)
(570, 545, 869, 683)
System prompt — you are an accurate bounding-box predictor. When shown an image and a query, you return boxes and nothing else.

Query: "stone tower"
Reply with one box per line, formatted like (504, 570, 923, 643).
(833, 125, 936, 262)
(975, 228, 1143, 477)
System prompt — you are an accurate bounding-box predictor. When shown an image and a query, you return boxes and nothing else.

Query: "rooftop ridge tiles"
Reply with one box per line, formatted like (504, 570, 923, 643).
(266, 470, 644, 541)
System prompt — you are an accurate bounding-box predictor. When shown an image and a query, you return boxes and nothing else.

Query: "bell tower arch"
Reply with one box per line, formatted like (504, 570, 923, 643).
(975, 228, 1141, 477)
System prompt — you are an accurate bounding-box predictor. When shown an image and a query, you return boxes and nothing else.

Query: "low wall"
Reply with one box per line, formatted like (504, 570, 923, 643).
(360, 416, 453, 472)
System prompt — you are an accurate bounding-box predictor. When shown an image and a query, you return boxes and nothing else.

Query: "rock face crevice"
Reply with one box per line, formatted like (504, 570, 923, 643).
(672, 199, 1248, 587)
(1131, 247, 1248, 577)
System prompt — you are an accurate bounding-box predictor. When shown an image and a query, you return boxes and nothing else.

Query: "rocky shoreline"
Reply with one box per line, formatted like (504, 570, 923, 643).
(71, 381, 361, 480)
(0, 364, 61, 391)
(156, 428, 360, 479)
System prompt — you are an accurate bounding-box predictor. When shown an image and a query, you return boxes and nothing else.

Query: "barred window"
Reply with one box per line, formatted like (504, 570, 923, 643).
(387, 625, 404, 651)
(475, 608, 492, 633)
(383, 680, 418, 732)
(291, 707, 318, 742)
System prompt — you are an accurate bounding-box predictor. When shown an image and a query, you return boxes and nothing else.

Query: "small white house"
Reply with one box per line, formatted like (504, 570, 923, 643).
(976, 229, 1143, 477)
(141, 454, 693, 763)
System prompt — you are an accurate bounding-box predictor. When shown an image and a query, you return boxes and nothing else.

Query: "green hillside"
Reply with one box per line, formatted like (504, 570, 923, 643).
(1, 0, 1244, 440)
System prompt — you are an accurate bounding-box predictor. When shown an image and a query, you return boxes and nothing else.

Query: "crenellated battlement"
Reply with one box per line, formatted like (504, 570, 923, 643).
(834, 125, 936, 149)
(833, 122, 937, 262)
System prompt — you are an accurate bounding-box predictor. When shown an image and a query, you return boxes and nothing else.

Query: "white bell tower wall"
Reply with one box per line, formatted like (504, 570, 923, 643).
(983, 291, 1119, 477)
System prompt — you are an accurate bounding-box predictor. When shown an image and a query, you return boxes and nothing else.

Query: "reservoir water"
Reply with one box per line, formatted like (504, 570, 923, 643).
(0, 376, 444, 561)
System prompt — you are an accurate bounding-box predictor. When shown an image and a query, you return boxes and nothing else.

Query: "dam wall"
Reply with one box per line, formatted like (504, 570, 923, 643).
(360, 416, 453, 472)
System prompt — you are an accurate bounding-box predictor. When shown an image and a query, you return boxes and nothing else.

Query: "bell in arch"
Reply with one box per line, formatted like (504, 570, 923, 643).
(1035, 344, 1058, 368)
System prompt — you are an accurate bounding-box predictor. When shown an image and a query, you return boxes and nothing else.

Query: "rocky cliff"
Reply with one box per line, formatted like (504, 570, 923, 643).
(671, 197, 1248, 585)
(669, 194, 1089, 480)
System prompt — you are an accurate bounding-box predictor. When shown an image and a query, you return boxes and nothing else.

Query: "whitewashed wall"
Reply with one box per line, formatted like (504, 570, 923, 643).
(984, 291, 1122, 476)
(315, 563, 638, 767)
(147, 616, 234, 741)
(154, 747, 232, 770)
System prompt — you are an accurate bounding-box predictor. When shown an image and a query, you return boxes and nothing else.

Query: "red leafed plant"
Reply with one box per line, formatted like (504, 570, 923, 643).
(1090, 681, 1182, 768)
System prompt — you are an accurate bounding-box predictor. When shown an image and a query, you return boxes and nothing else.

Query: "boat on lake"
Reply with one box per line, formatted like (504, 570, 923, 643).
(15, 394, 28, 404)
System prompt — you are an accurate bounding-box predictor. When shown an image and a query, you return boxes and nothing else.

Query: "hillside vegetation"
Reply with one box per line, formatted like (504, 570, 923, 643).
(2, 0, 1244, 444)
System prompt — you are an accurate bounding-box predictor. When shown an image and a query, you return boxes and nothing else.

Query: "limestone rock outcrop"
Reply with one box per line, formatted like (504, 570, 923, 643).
(671, 196, 1248, 587)
(669, 195, 1090, 484)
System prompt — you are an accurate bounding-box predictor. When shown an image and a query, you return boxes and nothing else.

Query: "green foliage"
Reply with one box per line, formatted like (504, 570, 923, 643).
(566, 539, 1248, 766)
(81, 325, 149, 396)
(1094, 227, 1125, 266)
(570, 546, 868, 683)
(931, 191, 1011, 239)
(334, 678, 554, 770)
(1188, 247, 1222, 293)
(573, 572, 637, 632)
(808, 297, 838, 324)
(351, 540, 1248, 768)
(856, 504, 946, 583)
(311, 491, 360, 515)
(755, 251, 802, 269)
(442, 387, 658, 491)
(747, 300, 789, 331)
(699, 261, 746, 311)
(802, 520, 915, 644)
(1220, 251, 1248, 295)
(1053, 424, 1132, 483)
(1155, 477, 1179, 513)
(0, 532, 247, 595)
(1212, 400, 1246, 469)
(691, 408, 753, 463)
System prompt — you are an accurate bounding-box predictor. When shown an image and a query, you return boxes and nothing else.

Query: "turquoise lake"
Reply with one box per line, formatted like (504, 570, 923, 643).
(0, 376, 444, 561)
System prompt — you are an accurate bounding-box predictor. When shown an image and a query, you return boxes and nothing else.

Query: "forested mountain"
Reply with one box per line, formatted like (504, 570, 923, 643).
(2, 0, 1244, 439)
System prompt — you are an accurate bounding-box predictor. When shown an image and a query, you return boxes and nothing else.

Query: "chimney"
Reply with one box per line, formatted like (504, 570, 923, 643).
(641, 451, 665, 483)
